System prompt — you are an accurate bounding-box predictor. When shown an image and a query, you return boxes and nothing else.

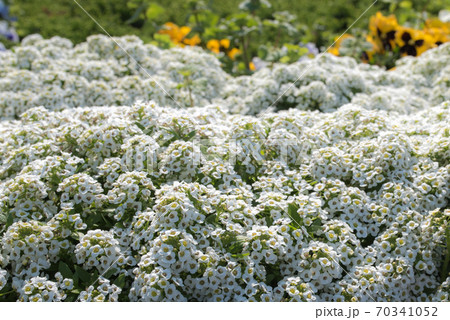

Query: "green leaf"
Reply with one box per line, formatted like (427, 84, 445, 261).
(70, 231, 84, 241)
(399, 1, 412, 9)
(266, 273, 275, 283)
(205, 214, 219, 227)
(134, 122, 146, 132)
(0, 290, 15, 298)
(58, 261, 73, 279)
(65, 133, 79, 146)
(5, 212, 13, 229)
(231, 252, 250, 259)
(145, 3, 165, 20)
(264, 216, 274, 226)
(151, 34, 174, 49)
(70, 289, 81, 295)
(64, 295, 77, 302)
(85, 213, 103, 227)
(308, 219, 322, 233)
(103, 268, 117, 279)
(91, 269, 99, 283)
(227, 236, 247, 254)
(126, 3, 147, 24)
(279, 56, 290, 64)
(49, 173, 61, 187)
(288, 203, 301, 227)
(114, 273, 127, 288)
(73, 273, 79, 286)
(74, 265, 91, 284)
(186, 130, 196, 140)
(228, 242, 242, 254)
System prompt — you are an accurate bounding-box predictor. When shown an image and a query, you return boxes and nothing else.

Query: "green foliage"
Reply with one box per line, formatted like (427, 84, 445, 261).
(7, 0, 374, 47)
(380, 0, 450, 25)
(10, 0, 154, 43)
(8, 0, 449, 75)
(258, 43, 309, 64)
(11, 0, 448, 46)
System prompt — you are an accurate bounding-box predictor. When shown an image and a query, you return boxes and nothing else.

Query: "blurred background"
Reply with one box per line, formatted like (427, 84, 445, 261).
(1, 0, 450, 72)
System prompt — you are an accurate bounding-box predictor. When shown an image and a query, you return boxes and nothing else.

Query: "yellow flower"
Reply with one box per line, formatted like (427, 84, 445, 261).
(368, 12, 399, 52)
(227, 47, 241, 60)
(207, 39, 240, 60)
(183, 34, 201, 46)
(363, 12, 449, 60)
(424, 19, 450, 46)
(425, 18, 450, 32)
(158, 22, 200, 47)
(249, 62, 255, 71)
(329, 47, 339, 56)
(179, 26, 191, 41)
(158, 22, 182, 44)
(369, 12, 398, 36)
(366, 34, 379, 52)
(395, 27, 435, 56)
(207, 39, 220, 53)
(425, 28, 449, 46)
(220, 39, 230, 49)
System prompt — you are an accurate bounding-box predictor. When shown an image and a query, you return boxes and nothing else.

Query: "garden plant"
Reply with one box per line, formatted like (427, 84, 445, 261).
(0, 0, 449, 303)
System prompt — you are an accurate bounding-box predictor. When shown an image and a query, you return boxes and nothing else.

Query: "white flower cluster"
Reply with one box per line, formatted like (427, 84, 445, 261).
(16, 276, 65, 302)
(58, 173, 106, 214)
(74, 230, 127, 275)
(107, 171, 155, 222)
(0, 267, 7, 291)
(220, 43, 450, 114)
(0, 34, 229, 118)
(0, 95, 448, 301)
(0, 35, 449, 301)
(1, 220, 66, 278)
(0, 35, 449, 118)
(432, 276, 450, 302)
(14, 271, 74, 302)
(78, 276, 121, 302)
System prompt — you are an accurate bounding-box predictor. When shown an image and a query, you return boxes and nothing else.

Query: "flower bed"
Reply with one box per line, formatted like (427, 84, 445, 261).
(0, 35, 449, 302)
(0, 35, 449, 118)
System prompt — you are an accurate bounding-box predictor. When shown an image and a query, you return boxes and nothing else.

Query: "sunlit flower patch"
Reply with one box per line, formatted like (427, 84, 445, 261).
(0, 93, 448, 301)
(0, 34, 449, 302)
(0, 35, 448, 118)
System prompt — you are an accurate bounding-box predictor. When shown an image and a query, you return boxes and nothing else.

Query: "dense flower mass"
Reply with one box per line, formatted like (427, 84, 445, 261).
(0, 34, 449, 302)
(0, 34, 229, 118)
(0, 35, 449, 118)
(0, 101, 449, 300)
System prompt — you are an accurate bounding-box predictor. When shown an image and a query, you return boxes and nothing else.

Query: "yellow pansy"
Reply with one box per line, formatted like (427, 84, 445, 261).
(368, 12, 398, 52)
(395, 27, 435, 57)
